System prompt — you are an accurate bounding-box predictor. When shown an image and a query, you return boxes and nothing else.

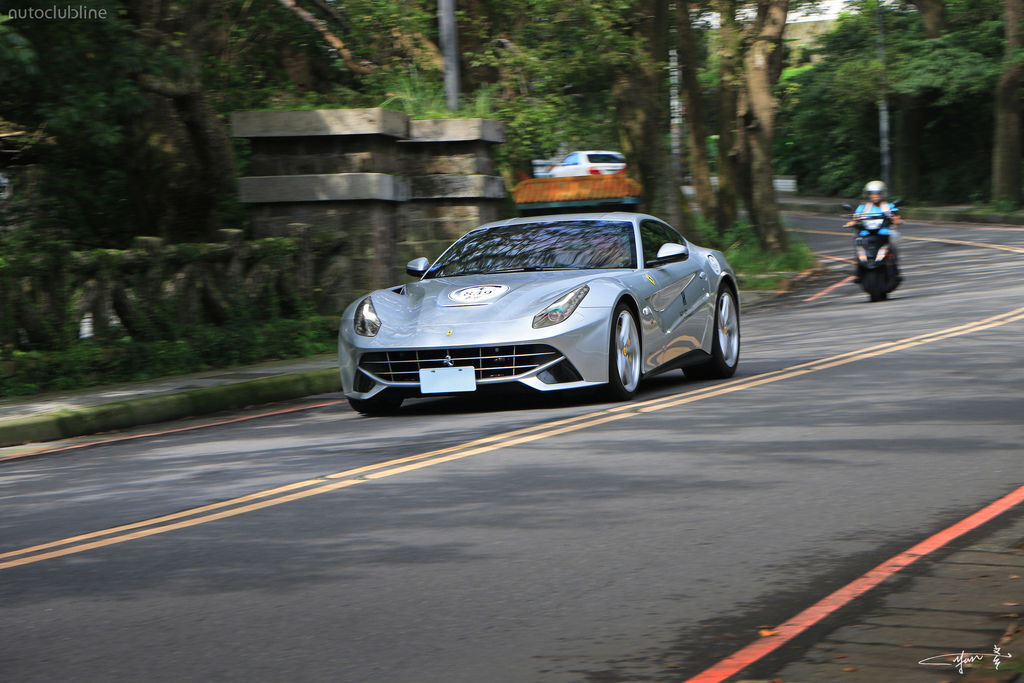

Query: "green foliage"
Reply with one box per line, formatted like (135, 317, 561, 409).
(1, 1, 163, 247)
(0, 316, 337, 398)
(0, 15, 36, 77)
(687, 218, 816, 289)
(775, 0, 1005, 202)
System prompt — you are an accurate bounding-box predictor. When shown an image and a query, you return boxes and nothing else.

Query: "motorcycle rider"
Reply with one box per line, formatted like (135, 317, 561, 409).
(845, 180, 903, 285)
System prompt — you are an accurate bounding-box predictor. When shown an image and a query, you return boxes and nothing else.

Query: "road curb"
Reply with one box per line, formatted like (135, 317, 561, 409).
(739, 265, 827, 310)
(783, 200, 1024, 225)
(0, 369, 342, 448)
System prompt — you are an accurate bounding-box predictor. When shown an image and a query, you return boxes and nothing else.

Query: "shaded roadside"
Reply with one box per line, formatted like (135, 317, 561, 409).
(3, 194, 1019, 450)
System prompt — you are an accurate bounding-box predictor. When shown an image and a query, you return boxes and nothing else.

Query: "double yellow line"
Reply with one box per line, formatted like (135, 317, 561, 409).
(3, 306, 1024, 571)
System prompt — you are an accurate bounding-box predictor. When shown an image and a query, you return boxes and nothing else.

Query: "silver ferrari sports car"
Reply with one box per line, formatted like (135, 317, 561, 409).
(338, 212, 740, 414)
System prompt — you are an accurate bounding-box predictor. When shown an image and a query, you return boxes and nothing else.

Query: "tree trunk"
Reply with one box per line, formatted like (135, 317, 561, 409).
(614, 0, 684, 230)
(715, 0, 741, 233)
(677, 1, 715, 222)
(910, 0, 946, 38)
(895, 95, 922, 199)
(275, 0, 374, 74)
(735, 88, 757, 229)
(992, 0, 1023, 206)
(126, 0, 239, 242)
(900, 2, 943, 200)
(742, 0, 789, 252)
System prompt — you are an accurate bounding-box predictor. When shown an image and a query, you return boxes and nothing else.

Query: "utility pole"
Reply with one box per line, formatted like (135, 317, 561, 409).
(438, 0, 460, 112)
(876, 0, 891, 188)
(669, 3, 684, 187)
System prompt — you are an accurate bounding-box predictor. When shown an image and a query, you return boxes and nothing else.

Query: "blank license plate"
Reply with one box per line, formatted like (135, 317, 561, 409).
(419, 367, 476, 394)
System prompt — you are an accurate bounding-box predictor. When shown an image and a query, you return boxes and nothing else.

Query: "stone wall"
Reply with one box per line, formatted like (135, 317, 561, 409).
(232, 109, 508, 310)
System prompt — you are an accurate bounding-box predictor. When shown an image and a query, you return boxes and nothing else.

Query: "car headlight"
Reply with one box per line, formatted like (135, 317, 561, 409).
(354, 297, 381, 337)
(532, 285, 589, 328)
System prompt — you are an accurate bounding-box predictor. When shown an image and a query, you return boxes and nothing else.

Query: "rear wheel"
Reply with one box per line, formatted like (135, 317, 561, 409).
(684, 287, 740, 380)
(348, 393, 403, 415)
(604, 304, 641, 400)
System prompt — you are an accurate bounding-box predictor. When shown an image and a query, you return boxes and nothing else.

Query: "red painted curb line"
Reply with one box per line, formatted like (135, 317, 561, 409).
(804, 275, 855, 302)
(685, 483, 1024, 682)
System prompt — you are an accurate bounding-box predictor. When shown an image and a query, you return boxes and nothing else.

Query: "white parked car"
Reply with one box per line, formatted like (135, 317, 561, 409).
(546, 151, 627, 177)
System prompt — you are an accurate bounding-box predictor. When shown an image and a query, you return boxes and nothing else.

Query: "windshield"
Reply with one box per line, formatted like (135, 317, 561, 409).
(424, 220, 637, 278)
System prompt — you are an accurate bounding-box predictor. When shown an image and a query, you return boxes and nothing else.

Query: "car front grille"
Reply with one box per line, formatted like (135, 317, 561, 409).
(358, 344, 563, 384)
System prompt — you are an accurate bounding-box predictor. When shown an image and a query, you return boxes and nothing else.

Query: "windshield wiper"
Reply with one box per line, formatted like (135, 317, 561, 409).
(434, 266, 584, 277)
(490, 266, 582, 273)
(431, 269, 487, 278)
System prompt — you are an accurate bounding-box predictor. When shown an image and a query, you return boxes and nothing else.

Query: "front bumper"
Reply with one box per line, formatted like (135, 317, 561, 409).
(338, 308, 611, 399)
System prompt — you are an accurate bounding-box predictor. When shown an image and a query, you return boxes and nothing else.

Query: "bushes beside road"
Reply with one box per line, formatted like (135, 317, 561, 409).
(0, 316, 337, 398)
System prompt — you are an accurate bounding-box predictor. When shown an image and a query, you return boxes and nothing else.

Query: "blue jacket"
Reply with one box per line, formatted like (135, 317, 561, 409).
(855, 201, 899, 235)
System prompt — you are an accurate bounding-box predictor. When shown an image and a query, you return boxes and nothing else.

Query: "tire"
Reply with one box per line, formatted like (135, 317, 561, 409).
(349, 392, 403, 415)
(864, 269, 886, 302)
(604, 303, 642, 401)
(684, 287, 740, 380)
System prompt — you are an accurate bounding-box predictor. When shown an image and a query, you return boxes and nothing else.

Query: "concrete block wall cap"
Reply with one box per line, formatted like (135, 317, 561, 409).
(406, 118, 506, 143)
(231, 108, 410, 139)
(0, 369, 342, 448)
(409, 175, 507, 199)
(238, 173, 411, 203)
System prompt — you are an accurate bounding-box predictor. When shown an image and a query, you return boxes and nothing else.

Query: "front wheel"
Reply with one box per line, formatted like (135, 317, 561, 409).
(863, 269, 886, 302)
(348, 392, 403, 416)
(604, 304, 642, 401)
(684, 287, 740, 380)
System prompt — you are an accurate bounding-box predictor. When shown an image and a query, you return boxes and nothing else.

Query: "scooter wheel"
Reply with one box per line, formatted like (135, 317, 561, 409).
(863, 270, 886, 302)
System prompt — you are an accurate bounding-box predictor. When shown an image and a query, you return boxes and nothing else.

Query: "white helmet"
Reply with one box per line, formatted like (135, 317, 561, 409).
(864, 180, 886, 196)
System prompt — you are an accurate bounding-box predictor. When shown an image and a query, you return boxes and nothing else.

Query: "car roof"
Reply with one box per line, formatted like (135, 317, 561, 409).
(568, 150, 624, 157)
(471, 212, 664, 232)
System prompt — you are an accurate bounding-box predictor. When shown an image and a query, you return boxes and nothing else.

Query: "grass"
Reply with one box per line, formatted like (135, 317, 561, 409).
(689, 218, 818, 290)
(378, 66, 499, 119)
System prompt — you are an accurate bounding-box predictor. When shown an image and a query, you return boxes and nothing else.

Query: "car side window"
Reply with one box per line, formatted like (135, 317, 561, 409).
(561, 153, 580, 166)
(640, 220, 686, 265)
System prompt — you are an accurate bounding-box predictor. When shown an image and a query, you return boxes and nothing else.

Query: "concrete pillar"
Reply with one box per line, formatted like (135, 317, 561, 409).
(231, 108, 508, 312)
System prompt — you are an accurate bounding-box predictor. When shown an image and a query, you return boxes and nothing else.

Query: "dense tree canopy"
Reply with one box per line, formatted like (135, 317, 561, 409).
(775, 0, 1008, 201)
(1, 0, 1021, 251)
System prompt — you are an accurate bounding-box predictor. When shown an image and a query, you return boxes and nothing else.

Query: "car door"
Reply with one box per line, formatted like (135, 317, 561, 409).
(550, 152, 581, 177)
(637, 219, 710, 371)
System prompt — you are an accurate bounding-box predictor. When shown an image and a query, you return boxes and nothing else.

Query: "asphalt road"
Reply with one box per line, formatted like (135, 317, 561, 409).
(2, 213, 1023, 682)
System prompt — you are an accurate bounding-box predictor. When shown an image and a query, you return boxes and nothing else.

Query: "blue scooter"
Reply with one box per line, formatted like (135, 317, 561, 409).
(841, 199, 904, 302)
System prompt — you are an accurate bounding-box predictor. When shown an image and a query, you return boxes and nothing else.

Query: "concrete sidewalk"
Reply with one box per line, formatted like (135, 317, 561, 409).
(0, 354, 340, 447)
(758, 512, 1024, 682)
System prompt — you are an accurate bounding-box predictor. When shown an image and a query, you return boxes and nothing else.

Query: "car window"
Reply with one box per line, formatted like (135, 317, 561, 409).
(425, 220, 637, 278)
(586, 153, 625, 164)
(561, 153, 580, 166)
(639, 220, 686, 265)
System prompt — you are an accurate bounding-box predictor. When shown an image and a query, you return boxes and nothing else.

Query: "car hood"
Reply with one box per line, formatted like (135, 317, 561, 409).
(368, 270, 627, 329)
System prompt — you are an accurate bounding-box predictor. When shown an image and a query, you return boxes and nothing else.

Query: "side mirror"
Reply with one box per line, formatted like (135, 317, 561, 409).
(646, 242, 689, 267)
(840, 203, 854, 211)
(891, 198, 904, 207)
(406, 257, 430, 277)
